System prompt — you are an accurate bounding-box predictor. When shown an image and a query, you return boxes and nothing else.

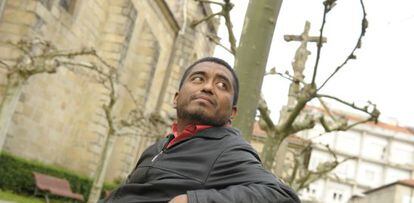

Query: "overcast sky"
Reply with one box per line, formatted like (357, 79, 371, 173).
(212, 0, 414, 127)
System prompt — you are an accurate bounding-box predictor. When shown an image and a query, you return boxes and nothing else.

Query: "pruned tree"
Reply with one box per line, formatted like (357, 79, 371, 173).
(258, 0, 378, 172)
(0, 38, 95, 151)
(57, 47, 173, 203)
(283, 141, 355, 192)
(0, 38, 116, 201)
(192, 0, 379, 191)
(0, 38, 173, 202)
(192, 0, 237, 54)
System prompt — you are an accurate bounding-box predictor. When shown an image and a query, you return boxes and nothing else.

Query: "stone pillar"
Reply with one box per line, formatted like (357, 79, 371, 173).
(0, 0, 6, 21)
(87, 0, 138, 176)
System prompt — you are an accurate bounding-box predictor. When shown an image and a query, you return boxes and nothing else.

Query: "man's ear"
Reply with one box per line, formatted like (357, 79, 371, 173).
(230, 106, 237, 120)
(173, 92, 179, 109)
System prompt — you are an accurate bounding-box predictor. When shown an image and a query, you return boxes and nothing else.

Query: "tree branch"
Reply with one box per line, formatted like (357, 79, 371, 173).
(278, 84, 317, 133)
(257, 96, 275, 132)
(264, 68, 300, 84)
(192, 0, 237, 54)
(58, 59, 110, 78)
(39, 48, 96, 59)
(317, 97, 338, 122)
(4, 40, 31, 56)
(0, 60, 10, 70)
(311, 0, 331, 85)
(222, 6, 237, 54)
(199, 31, 233, 54)
(195, 0, 225, 6)
(315, 94, 379, 133)
(120, 83, 140, 107)
(317, 0, 367, 91)
(316, 93, 380, 121)
(290, 115, 316, 134)
(191, 12, 222, 28)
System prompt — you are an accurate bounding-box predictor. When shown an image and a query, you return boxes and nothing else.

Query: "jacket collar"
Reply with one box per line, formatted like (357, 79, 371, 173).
(193, 126, 240, 139)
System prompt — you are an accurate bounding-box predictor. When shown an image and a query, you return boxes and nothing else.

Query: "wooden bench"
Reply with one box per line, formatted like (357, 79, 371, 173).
(33, 172, 84, 202)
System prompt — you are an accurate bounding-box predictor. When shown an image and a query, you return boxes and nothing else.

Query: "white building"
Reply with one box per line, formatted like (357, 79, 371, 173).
(298, 111, 414, 203)
(349, 179, 414, 203)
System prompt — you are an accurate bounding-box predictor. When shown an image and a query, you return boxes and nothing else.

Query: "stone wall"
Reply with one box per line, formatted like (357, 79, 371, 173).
(0, 0, 218, 181)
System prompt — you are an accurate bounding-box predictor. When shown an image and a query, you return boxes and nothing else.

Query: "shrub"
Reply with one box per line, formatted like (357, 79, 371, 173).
(0, 152, 118, 200)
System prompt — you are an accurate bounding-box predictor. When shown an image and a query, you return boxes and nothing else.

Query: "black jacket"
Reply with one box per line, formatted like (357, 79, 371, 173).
(105, 127, 300, 203)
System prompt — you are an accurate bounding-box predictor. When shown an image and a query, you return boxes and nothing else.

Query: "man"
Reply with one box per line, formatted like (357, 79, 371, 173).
(104, 57, 300, 203)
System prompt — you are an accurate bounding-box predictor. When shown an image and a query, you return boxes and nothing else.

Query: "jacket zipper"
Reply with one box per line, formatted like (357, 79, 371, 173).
(152, 134, 174, 162)
(151, 150, 163, 162)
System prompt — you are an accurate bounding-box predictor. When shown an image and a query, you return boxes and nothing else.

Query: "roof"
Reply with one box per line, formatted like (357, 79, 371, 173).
(305, 105, 414, 135)
(399, 179, 414, 187)
(364, 179, 414, 194)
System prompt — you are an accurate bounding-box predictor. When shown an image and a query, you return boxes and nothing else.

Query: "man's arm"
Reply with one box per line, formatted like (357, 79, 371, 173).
(185, 145, 300, 203)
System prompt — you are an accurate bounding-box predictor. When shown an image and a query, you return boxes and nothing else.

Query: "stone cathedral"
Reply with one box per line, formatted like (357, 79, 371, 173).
(0, 0, 218, 181)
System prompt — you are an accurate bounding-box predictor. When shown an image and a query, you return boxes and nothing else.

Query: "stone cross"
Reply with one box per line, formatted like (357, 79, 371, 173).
(274, 22, 328, 176)
(284, 21, 327, 107)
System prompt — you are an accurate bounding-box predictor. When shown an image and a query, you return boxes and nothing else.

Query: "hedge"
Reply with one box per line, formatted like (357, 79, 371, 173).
(0, 152, 118, 200)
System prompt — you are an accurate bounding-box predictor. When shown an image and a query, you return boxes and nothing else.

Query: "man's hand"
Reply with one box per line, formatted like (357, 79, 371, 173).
(169, 194, 188, 203)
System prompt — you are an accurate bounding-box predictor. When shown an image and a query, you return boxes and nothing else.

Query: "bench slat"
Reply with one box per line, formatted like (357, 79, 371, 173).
(33, 172, 84, 202)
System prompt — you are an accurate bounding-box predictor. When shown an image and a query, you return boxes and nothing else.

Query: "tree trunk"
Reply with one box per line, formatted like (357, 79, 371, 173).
(233, 0, 283, 141)
(261, 132, 285, 170)
(87, 133, 117, 203)
(0, 73, 25, 151)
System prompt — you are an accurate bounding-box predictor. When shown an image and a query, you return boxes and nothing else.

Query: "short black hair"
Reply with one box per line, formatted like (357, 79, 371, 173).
(179, 57, 239, 105)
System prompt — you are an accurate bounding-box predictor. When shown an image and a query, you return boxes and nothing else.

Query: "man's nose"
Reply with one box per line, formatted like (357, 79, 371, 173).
(201, 81, 214, 94)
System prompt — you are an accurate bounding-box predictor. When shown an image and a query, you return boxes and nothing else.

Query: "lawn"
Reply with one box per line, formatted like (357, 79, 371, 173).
(0, 190, 44, 203)
(0, 189, 72, 203)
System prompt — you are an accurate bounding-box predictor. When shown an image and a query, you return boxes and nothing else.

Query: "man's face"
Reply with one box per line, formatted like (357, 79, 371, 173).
(174, 61, 237, 126)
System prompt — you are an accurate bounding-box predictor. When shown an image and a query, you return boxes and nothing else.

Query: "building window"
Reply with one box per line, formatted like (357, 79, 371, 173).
(59, 0, 77, 14)
(391, 148, 413, 165)
(332, 192, 343, 202)
(362, 136, 387, 160)
(335, 160, 356, 179)
(313, 130, 335, 146)
(309, 151, 328, 171)
(385, 168, 410, 184)
(403, 195, 414, 203)
(364, 169, 375, 182)
(359, 162, 382, 186)
(328, 190, 345, 202)
(305, 187, 317, 195)
(335, 131, 360, 155)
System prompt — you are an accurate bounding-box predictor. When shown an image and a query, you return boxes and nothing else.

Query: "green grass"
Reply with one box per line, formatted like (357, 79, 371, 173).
(0, 189, 44, 203)
(0, 190, 68, 203)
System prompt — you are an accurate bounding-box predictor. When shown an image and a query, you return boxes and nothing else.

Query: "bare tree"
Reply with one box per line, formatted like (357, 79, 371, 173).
(0, 38, 95, 151)
(0, 38, 173, 202)
(282, 141, 355, 192)
(258, 0, 377, 171)
(58, 48, 173, 203)
(192, 0, 378, 190)
(192, 0, 238, 54)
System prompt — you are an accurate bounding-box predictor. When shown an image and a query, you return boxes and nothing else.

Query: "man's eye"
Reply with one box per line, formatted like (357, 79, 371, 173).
(217, 82, 227, 89)
(192, 77, 203, 83)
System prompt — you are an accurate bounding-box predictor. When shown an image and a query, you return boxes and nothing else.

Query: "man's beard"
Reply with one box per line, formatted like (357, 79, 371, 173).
(177, 106, 228, 126)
